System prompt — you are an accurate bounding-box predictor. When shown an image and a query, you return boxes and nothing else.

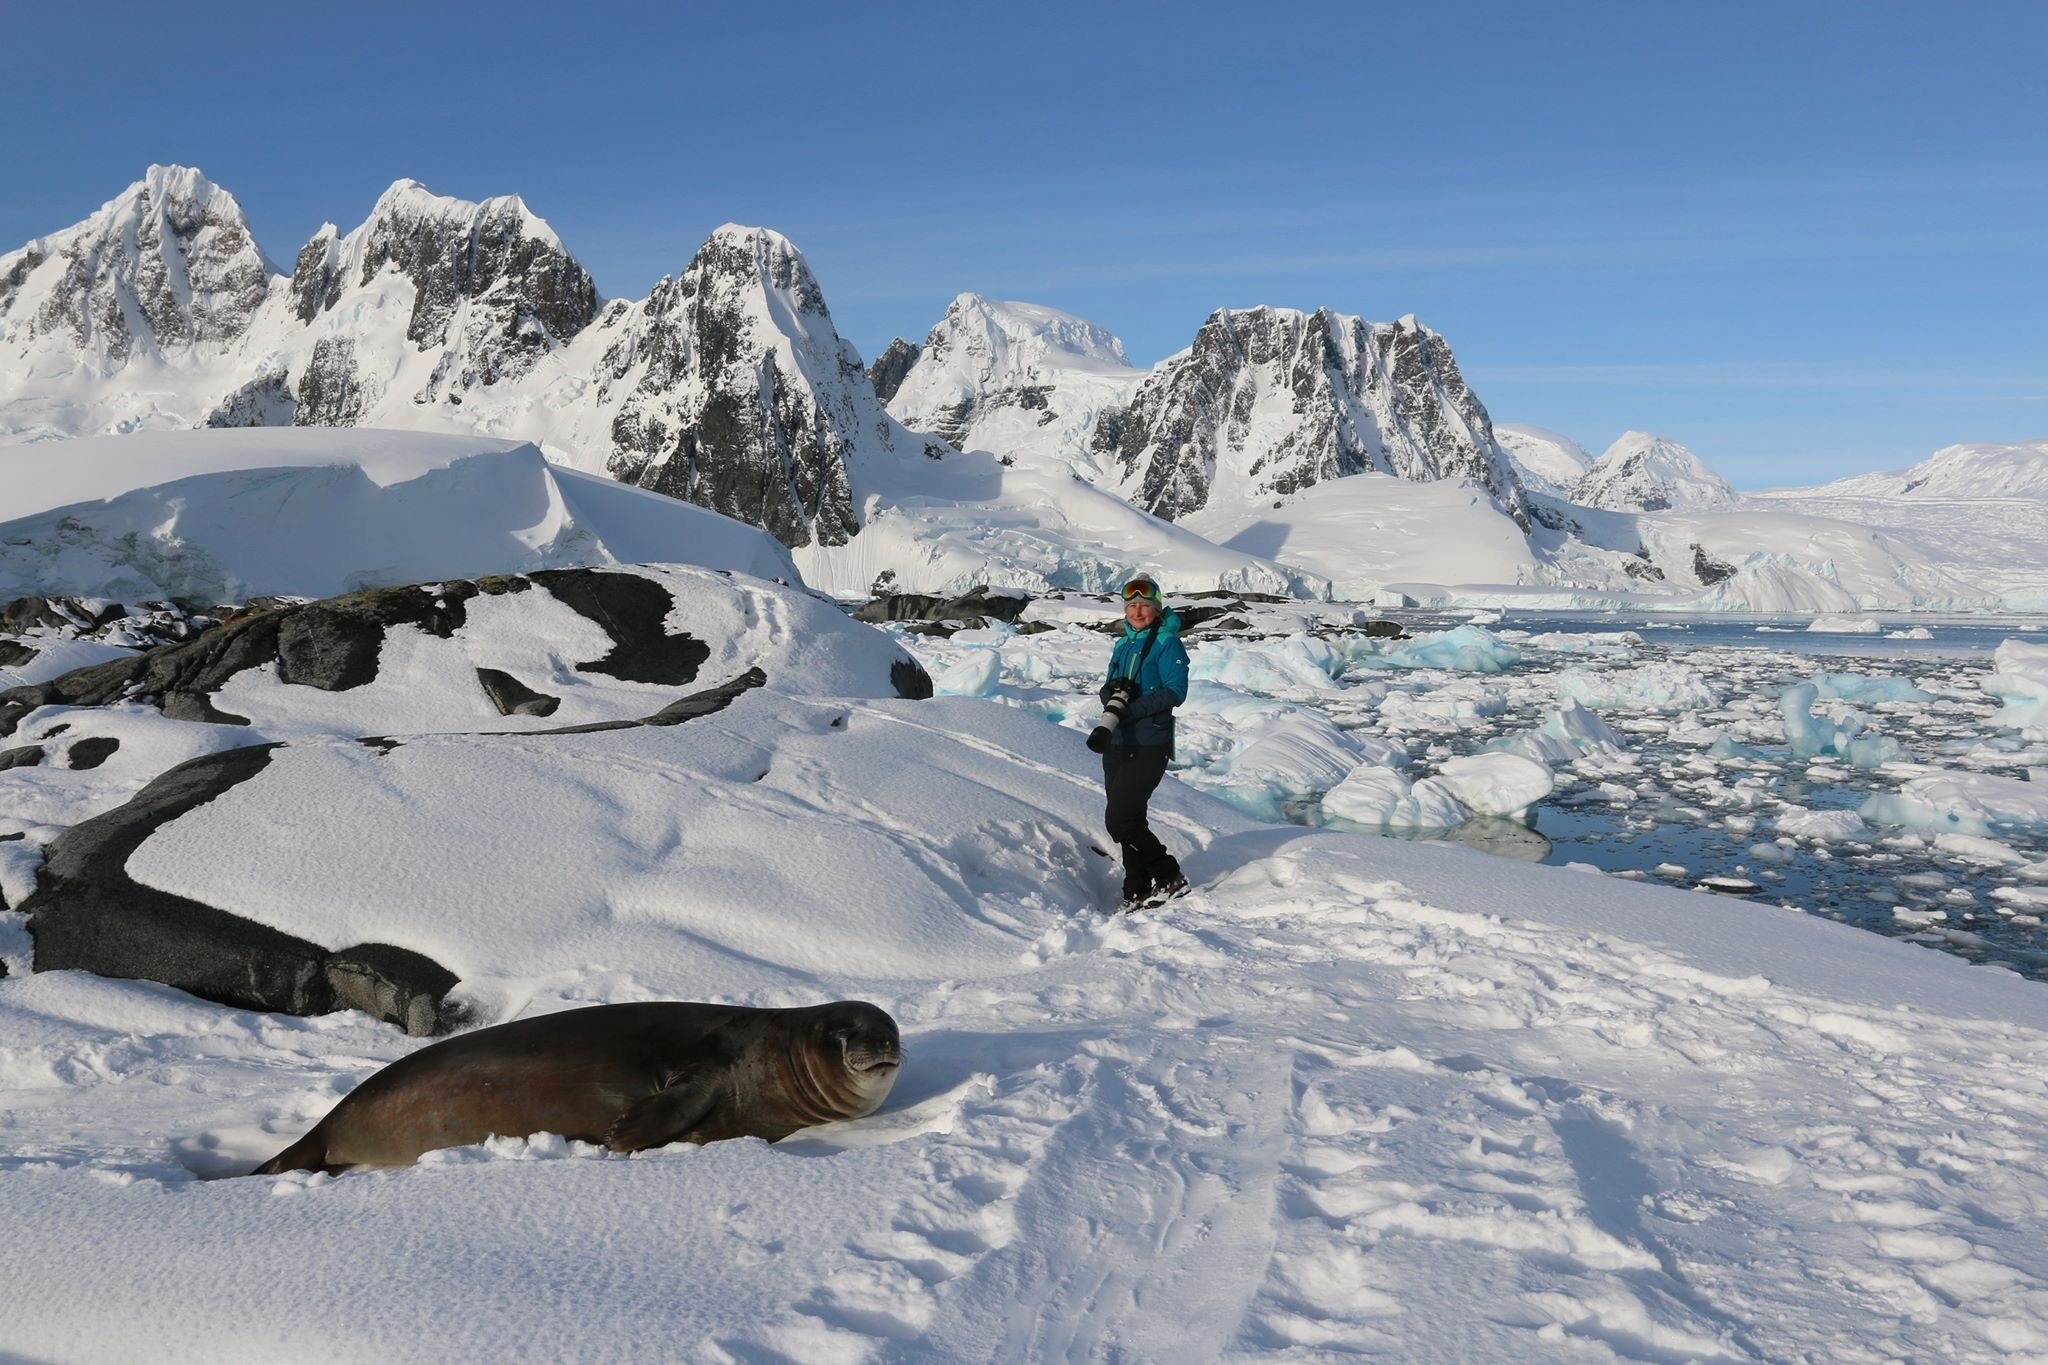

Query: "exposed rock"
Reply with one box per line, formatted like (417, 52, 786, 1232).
(65, 737, 119, 769)
(1691, 543, 1738, 586)
(476, 667, 560, 717)
(0, 745, 44, 770)
(325, 944, 468, 1037)
(853, 585, 1031, 627)
(529, 569, 708, 685)
(596, 227, 920, 549)
(1091, 308, 1529, 528)
(0, 640, 35, 667)
(23, 746, 338, 1020)
(2, 166, 272, 365)
(293, 337, 365, 426)
(202, 369, 294, 428)
(867, 337, 922, 404)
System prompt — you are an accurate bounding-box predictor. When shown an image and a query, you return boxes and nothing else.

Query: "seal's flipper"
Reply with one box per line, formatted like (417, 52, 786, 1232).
(251, 1128, 329, 1176)
(605, 1075, 717, 1153)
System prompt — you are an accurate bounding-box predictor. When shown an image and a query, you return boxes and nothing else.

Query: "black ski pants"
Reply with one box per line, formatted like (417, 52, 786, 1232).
(1102, 744, 1179, 897)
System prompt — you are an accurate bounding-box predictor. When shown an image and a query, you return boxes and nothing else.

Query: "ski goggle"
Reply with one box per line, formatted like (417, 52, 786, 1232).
(1121, 580, 1161, 603)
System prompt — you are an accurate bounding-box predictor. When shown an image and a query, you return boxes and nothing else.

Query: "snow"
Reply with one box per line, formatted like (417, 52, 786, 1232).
(1571, 431, 1736, 512)
(5, 557, 2048, 1359)
(1862, 772, 2048, 838)
(1809, 439, 2048, 502)
(1374, 623, 1523, 673)
(1985, 639, 2048, 739)
(1494, 423, 1594, 496)
(0, 429, 799, 601)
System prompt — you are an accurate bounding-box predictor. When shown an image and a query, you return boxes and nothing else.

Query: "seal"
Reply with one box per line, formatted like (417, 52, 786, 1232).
(250, 999, 903, 1175)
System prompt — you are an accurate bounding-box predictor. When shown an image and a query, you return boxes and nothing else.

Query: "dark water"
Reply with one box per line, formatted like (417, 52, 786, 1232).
(1324, 611, 2048, 980)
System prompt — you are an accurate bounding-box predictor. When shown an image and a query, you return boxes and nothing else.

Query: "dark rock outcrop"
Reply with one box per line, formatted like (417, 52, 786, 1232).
(867, 337, 922, 404)
(476, 668, 560, 717)
(853, 585, 1032, 630)
(203, 370, 295, 428)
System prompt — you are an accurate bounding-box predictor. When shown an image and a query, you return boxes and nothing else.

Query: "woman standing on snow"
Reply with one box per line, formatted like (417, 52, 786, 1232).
(1086, 575, 1191, 911)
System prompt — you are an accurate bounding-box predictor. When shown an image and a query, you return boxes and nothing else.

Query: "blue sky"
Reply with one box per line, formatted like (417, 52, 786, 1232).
(5, 0, 2043, 484)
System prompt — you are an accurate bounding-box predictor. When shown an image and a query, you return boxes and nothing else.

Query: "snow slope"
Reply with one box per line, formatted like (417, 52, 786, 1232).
(1572, 431, 1737, 512)
(885, 293, 1144, 477)
(1807, 439, 2048, 501)
(1496, 423, 1595, 496)
(7, 629, 2048, 1359)
(0, 428, 799, 601)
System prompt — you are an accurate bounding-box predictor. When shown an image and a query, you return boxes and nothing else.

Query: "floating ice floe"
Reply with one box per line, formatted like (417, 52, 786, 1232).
(1775, 808, 1871, 842)
(1983, 639, 2048, 740)
(1190, 633, 1347, 693)
(1886, 626, 1935, 640)
(1373, 625, 1521, 673)
(1320, 764, 1470, 829)
(1433, 752, 1553, 819)
(1809, 672, 1934, 704)
(1193, 710, 1402, 819)
(1779, 682, 1908, 767)
(1554, 661, 1723, 712)
(1491, 699, 1627, 764)
(1806, 617, 1883, 634)
(1861, 771, 2048, 837)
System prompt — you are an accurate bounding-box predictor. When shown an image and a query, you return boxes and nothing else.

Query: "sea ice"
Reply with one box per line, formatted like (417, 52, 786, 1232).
(1320, 764, 1470, 829)
(1373, 625, 1521, 673)
(934, 649, 1002, 697)
(1983, 639, 2048, 740)
(1861, 772, 2048, 838)
(1434, 752, 1553, 819)
(1807, 617, 1882, 634)
(1779, 683, 1908, 768)
(1555, 661, 1723, 712)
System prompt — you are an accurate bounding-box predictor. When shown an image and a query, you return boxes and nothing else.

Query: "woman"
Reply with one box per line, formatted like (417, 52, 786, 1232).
(1085, 575, 1190, 910)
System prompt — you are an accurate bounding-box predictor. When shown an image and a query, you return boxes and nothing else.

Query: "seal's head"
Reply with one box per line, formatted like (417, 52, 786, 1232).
(799, 1001, 903, 1117)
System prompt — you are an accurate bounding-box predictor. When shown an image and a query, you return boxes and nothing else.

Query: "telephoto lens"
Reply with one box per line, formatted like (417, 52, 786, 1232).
(1086, 693, 1131, 753)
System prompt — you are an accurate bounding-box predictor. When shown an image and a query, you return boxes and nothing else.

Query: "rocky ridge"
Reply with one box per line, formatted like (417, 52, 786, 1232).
(1088, 308, 1530, 527)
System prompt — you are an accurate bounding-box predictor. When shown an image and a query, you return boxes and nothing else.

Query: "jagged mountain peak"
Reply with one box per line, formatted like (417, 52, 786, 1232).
(1092, 303, 1529, 527)
(0, 163, 275, 362)
(1572, 431, 1736, 512)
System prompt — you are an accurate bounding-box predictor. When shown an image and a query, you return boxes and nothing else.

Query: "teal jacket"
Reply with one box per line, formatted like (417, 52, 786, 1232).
(1100, 611, 1189, 752)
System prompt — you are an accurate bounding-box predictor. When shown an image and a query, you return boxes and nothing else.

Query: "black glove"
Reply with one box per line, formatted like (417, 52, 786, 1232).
(1101, 677, 1139, 704)
(1086, 690, 1133, 753)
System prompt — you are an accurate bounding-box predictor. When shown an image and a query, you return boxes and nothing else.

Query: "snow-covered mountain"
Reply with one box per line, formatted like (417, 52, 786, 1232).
(1495, 423, 1595, 496)
(1090, 308, 1530, 529)
(0, 165, 274, 368)
(1800, 439, 2048, 501)
(1571, 431, 1736, 512)
(884, 293, 1144, 474)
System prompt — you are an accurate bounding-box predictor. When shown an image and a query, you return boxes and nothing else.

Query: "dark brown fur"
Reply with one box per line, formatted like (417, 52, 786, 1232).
(251, 1000, 901, 1175)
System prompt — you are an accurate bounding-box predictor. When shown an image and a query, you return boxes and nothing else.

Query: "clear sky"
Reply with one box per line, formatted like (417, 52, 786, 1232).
(4, 0, 2043, 485)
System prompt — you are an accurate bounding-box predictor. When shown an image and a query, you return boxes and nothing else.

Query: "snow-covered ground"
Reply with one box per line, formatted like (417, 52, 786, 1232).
(7, 551, 2048, 1359)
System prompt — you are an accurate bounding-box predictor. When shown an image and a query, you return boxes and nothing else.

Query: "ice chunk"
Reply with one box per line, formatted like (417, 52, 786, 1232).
(1192, 634, 1346, 693)
(1860, 772, 2048, 837)
(1495, 699, 1628, 764)
(934, 650, 1002, 697)
(1434, 752, 1553, 819)
(1807, 617, 1882, 634)
(1810, 673, 1933, 704)
(1322, 765, 1470, 829)
(1556, 662, 1723, 712)
(1374, 625, 1521, 674)
(1776, 808, 1870, 842)
(1982, 639, 2048, 740)
(1932, 833, 2030, 866)
(1779, 683, 1908, 768)
(1220, 710, 1379, 799)
(1886, 627, 1934, 640)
